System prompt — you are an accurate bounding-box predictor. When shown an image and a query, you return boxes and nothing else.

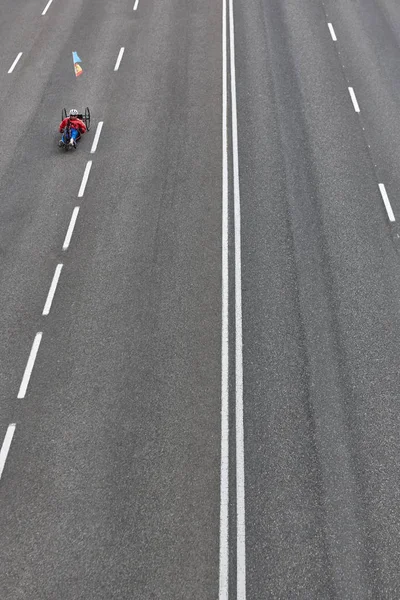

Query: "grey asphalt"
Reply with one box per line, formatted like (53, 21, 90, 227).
(0, 0, 221, 598)
(1, 0, 400, 598)
(236, 0, 400, 597)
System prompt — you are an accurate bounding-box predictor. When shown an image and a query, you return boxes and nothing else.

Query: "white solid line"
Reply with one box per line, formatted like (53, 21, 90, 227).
(78, 160, 92, 197)
(133, 0, 139, 10)
(17, 333, 42, 399)
(0, 424, 16, 480)
(63, 207, 80, 250)
(348, 87, 360, 113)
(42, 264, 63, 315)
(8, 52, 23, 74)
(229, 0, 246, 596)
(328, 22, 337, 41)
(90, 121, 103, 153)
(114, 47, 125, 71)
(41, 0, 54, 15)
(219, 0, 229, 595)
(379, 183, 396, 222)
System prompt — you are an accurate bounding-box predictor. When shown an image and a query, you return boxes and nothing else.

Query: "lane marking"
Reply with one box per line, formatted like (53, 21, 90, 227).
(219, 0, 229, 594)
(17, 333, 42, 399)
(78, 160, 92, 197)
(114, 47, 125, 71)
(42, 264, 63, 315)
(8, 53, 23, 74)
(63, 207, 80, 250)
(328, 23, 337, 41)
(0, 425, 16, 480)
(41, 0, 54, 15)
(133, 0, 139, 10)
(90, 121, 103, 153)
(348, 87, 360, 113)
(379, 183, 395, 222)
(229, 0, 246, 596)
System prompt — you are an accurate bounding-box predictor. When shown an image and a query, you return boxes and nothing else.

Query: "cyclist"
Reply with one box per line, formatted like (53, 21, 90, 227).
(59, 109, 86, 148)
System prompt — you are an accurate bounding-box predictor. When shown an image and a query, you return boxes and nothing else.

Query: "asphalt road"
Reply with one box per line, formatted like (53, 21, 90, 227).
(1, 0, 400, 598)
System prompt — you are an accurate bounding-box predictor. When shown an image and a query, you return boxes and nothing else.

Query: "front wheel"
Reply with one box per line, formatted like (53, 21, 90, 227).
(62, 127, 71, 150)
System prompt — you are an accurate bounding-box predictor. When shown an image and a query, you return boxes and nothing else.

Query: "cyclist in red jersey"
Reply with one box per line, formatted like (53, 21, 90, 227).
(59, 109, 86, 148)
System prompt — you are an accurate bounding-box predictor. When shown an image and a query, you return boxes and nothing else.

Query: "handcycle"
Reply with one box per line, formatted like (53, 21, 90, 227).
(59, 106, 91, 151)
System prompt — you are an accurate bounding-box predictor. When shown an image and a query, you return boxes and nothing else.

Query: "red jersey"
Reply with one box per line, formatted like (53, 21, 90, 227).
(59, 117, 86, 134)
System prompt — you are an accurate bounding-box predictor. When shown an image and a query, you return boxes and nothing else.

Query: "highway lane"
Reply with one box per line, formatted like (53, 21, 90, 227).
(0, 0, 44, 69)
(0, 0, 139, 455)
(234, 0, 400, 597)
(320, 0, 400, 223)
(0, 0, 222, 598)
(0, 0, 148, 422)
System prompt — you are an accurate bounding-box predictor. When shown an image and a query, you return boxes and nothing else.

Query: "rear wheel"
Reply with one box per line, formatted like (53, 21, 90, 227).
(84, 106, 91, 131)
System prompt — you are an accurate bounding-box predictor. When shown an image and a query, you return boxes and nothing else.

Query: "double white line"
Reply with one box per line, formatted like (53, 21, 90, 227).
(220, 0, 246, 596)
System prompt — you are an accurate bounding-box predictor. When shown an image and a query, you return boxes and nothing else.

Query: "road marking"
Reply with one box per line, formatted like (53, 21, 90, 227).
(42, 264, 63, 315)
(8, 53, 23, 74)
(229, 0, 246, 596)
(379, 184, 395, 222)
(78, 160, 92, 197)
(41, 0, 54, 15)
(219, 0, 229, 595)
(63, 207, 80, 250)
(348, 87, 360, 113)
(114, 47, 125, 71)
(90, 121, 103, 153)
(328, 23, 337, 41)
(0, 425, 16, 480)
(133, 0, 139, 10)
(17, 333, 42, 399)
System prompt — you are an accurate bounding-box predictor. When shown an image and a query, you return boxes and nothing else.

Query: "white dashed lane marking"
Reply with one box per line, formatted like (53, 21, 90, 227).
(133, 0, 140, 10)
(42, 264, 63, 316)
(78, 161, 93, 197)
(41, 0, 54, 15)
(114, 47, 125, 71)
(63, 207, 80, 250)
(348, 87, 360, 113)
(328, 23, 337, 41)
(0, 425, 16, 480)
(379, 184, 395, 223)
(17, 333, 42, 399)
(8, 53, 23, 74)
(90, 122, 103, 154)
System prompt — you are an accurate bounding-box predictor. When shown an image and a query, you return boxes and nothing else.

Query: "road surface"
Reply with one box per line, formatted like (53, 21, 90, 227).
(0, 0, 399, 598)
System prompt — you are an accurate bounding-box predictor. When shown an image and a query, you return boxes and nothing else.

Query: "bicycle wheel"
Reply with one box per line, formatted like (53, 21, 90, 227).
(84, 106, 91, 131)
